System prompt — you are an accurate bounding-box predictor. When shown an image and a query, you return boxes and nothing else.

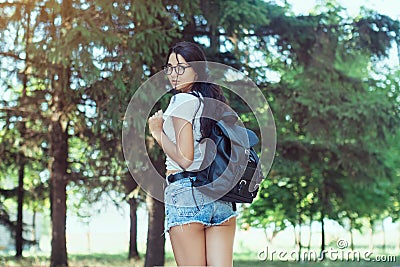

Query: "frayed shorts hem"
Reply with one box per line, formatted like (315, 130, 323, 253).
(164, 212, 238, 235)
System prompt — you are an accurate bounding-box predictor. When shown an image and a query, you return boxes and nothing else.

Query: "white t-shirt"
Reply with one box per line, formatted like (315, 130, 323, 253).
(163, 92, 205, 171)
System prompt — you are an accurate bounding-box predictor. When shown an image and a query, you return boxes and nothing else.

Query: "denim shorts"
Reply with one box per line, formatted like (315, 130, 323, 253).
(164, 177, 238, 234)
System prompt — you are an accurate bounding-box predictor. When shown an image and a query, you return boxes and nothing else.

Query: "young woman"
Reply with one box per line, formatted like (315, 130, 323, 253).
(148, 41, 237, 266)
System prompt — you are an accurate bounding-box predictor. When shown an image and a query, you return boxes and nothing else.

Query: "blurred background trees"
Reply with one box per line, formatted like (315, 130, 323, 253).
(0, 0, 399, 266)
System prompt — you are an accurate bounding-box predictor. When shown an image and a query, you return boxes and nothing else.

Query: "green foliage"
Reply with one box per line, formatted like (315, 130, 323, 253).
(0, 0, 198, 258)
(231, 1, 400, 242)
(219, 0, 271, 35)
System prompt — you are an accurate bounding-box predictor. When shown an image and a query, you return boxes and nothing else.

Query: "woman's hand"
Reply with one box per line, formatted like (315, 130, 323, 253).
(148, 109, 164, 141)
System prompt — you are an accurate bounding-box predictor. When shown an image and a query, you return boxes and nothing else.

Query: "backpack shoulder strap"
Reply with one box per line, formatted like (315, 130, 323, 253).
(188, 91, 203, 125)
(221, 111, 238, 124)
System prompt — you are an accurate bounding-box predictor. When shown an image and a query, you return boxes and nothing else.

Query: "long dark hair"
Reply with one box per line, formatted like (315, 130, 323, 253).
(165, 41, 227, 139)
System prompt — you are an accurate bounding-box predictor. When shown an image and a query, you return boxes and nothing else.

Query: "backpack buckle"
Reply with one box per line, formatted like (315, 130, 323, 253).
(238, 180, 247, 192)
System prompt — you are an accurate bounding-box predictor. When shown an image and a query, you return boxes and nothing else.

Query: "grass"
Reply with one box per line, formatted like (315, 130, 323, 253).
(1, 252, 398, 267)
(1, 253, 176, 267)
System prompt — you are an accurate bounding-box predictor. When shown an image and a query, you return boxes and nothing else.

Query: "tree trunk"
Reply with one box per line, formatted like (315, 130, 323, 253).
(49, 118, 68, 267)
(128, 197, 140, 260)
(32, 209, 37, 252)
(369, 219, 374, 251)
(397, 39, 400, 66)
(298, 219, 302, 261)
(350, 218, 354, 251)
(15, 156, 25, 258)
(49, 0, 71, 257)
(124, 173, 140, 260)
(144, 194, 165, 267)
(320, 213, 325, 260)
(200, 0, 220, 58)
(15, 5, 30, 257)
(85, 222, 91, 253)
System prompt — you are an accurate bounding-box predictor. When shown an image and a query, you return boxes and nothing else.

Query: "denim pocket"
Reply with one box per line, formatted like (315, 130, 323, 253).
(171, 186, 204, 217)
(222, 200, 234, 209)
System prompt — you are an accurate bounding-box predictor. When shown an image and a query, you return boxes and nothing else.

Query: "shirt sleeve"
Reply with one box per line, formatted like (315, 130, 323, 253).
(164, 93, 200, 123)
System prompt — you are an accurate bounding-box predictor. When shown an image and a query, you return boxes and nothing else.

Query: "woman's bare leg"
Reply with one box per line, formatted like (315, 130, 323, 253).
(169, 222, 206, 266)
(205, 217, 236, 267)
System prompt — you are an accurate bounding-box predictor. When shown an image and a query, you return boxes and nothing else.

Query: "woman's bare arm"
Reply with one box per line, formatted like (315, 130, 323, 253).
(149, 112, 194, 169)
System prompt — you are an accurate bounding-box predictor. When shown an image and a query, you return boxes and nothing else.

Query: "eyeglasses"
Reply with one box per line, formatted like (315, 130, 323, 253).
(162, 64, 192, 75)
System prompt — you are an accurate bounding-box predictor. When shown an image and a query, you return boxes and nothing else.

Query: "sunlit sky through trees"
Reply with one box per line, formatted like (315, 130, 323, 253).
(288, 0, 400, 65)
(288, 0, 399, 19)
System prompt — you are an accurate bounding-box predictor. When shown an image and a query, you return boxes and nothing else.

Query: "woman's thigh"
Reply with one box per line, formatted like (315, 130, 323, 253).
(205, 216, 236, 267)
(169, 222, 207, 266)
